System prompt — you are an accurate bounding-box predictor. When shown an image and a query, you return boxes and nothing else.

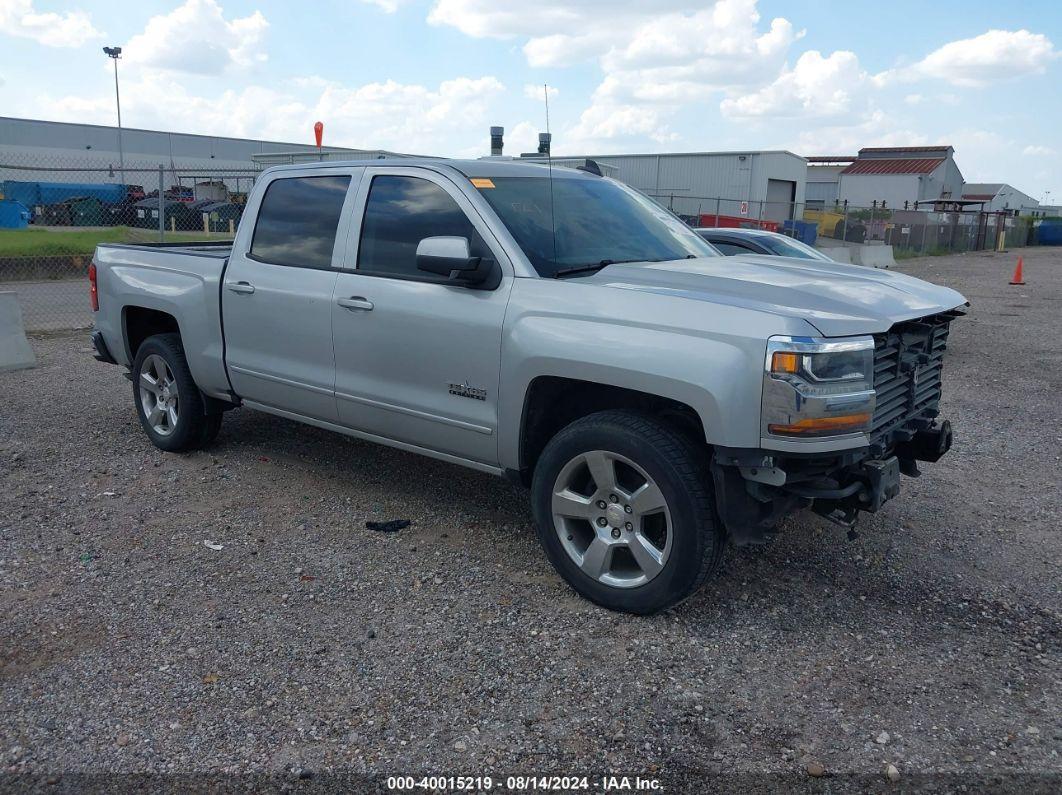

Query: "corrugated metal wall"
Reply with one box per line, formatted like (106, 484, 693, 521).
(0, 116, 373, 186)
(0, 116, 357, 162)
(569, 151, 807, 217)
(806, 181, 839, 204)
(836, 156, 966, 209)
(839, 173, 921, 208)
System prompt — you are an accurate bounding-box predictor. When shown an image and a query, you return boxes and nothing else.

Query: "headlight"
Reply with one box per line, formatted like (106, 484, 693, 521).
(762, 336, 876, 438)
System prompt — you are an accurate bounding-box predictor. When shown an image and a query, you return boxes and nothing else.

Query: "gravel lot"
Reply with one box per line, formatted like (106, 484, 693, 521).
(2, 248, 1059, 793)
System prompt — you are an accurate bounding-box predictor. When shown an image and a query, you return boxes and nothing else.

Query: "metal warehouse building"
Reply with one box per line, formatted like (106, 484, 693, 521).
(839, 146, 964, 209)
(546, 150, 807, 221)
(805, 155, 853, 208)
(0, 116, 400, 190)
(807, 146, 966, 209)
(960, 183, 1040, 216)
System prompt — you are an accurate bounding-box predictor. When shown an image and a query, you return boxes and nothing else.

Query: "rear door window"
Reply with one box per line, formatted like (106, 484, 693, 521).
(250, 175, 351, 269)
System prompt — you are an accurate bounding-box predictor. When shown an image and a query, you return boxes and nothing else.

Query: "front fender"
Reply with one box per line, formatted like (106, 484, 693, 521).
(497, 279, 806, 470)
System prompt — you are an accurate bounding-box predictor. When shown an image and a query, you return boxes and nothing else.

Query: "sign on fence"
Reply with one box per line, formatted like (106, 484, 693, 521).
(739, 201, 749, 216)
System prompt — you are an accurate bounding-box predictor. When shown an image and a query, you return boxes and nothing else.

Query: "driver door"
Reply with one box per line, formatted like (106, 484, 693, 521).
(330, 167, 514, 467)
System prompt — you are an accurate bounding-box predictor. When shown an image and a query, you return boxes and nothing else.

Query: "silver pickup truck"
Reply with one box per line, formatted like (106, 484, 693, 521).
(90, 158, 967, 614)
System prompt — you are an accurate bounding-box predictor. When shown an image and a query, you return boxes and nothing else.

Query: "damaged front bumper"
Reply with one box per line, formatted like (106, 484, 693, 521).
(711, 420, 953, 545)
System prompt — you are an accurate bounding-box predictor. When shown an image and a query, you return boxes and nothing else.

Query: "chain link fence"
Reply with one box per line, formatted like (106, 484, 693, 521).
(2, 151, 1048, 332)
(1, 152, 259, 331)
(647, 193, 1038, 260)
(801, 203, 1036, 257)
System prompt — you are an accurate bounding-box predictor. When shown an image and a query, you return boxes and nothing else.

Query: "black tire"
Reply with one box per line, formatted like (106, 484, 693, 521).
(132, 333, 220, 452)
(531, 410, 724, 615)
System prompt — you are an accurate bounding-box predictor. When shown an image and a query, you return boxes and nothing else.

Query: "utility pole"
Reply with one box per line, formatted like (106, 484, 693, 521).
(103, 46, 125, 183)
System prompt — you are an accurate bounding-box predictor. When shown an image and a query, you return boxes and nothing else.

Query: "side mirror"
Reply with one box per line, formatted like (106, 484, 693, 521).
(416, 236, 496, 287)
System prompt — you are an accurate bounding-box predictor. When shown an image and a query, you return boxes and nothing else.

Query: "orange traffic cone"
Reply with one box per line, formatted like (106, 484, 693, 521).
(1009, 256, 1025, 285)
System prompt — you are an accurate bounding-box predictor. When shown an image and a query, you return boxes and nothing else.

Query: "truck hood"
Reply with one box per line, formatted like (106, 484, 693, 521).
(586, 254, 967, 337)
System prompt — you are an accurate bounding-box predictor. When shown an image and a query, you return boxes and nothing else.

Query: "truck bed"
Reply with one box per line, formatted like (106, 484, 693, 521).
(93, 239, 233, 400)
(96, 240, 233, 258)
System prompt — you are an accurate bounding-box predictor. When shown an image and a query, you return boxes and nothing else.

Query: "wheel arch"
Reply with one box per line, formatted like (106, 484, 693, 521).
(513, 375, 709, 486)
(123, 305, 181, 362)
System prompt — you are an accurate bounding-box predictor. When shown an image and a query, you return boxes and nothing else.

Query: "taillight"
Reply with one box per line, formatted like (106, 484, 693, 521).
(89, 261, 99, 312)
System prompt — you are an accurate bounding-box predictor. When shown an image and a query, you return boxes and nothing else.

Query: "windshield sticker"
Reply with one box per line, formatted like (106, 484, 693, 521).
(470, 178, 496, 189)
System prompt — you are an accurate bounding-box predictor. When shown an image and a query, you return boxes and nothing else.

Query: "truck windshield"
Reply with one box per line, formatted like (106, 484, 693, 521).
(475, 176, 719, 277)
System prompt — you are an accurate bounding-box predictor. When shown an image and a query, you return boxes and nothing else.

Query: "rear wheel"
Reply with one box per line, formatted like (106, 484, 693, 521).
(531, 410, 723, 614)
(132, 333, 221, 452)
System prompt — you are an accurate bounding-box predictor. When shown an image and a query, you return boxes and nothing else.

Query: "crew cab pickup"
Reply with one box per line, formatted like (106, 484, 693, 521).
(90, 159, 967, 614)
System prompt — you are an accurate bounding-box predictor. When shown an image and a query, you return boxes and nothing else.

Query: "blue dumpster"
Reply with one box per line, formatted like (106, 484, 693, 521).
(1038, 220, 1062, 246)
(0, 200, 31, 229)
(782, 219, 818, 246)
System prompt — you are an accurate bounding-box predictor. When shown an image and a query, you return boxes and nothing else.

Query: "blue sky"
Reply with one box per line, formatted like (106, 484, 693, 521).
(1, 0, 1059, 200)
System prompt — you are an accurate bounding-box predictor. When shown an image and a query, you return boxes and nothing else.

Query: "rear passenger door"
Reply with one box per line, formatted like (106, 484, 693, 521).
(331, 167, 514, 466)
(222, 171, 360, 422)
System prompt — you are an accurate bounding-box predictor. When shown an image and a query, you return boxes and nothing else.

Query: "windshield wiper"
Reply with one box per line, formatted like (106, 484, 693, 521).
(551, 259, 642, 279)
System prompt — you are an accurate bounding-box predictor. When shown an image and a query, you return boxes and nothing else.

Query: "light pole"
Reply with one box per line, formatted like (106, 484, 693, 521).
(103, 46, 124, 183)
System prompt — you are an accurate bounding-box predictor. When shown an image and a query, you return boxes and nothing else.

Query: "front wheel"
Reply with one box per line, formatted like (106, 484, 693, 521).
(531, 410, 724, 614)
(132, 333, 221, 452)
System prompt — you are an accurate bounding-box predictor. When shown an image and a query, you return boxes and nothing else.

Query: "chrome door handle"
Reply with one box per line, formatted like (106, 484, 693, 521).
(226, 281, 255, 294)
(337, 296, 374, 311)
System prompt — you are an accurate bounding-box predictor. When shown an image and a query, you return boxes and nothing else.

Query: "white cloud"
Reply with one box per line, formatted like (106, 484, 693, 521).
(780, 111, 928, 157)
(428, 1, 806, 151)
(358, 0, 403, 11)
(429, 4, 1058, 160)
(429, 0, 799, 77)
(35, 72, 505, 157)
(720, 50, 864, 120)
(1023, 144, 1056, 157)
(523, 84, 559, 102)
(428, 0, 694, 41)
(563, 103, 678, 153)
(124, 0, 268, 75)
(0, 0, 102, 47)
(882, 29, 1058, 87)
(503, 121, 542, 155)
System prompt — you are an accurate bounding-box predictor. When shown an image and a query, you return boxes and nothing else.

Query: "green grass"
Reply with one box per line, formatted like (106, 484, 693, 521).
(893, 245, 961, 260)
(0, 226, 231, 258)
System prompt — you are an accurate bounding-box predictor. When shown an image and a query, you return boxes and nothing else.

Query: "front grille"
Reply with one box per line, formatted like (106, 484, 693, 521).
(870, 309, 963, 453)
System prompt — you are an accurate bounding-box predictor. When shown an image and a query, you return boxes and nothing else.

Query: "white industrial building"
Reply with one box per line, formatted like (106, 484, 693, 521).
(960, 183, 1039, 215)
(807, 146, 965, 210)
(540, 150, 808, 221)
(835, 146, 964, 209)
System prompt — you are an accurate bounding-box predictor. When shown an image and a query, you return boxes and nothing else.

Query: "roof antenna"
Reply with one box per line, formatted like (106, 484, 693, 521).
(544, 83, 557, 263)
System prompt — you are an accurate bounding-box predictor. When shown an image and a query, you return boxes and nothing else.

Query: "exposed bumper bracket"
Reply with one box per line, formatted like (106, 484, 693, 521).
(90, 330, 117, 365)
(894, 420, 953, 464)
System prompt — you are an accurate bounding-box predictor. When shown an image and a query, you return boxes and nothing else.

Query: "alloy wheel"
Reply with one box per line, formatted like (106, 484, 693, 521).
(551, 450, 672, 588)
(138, 354, 179, 436)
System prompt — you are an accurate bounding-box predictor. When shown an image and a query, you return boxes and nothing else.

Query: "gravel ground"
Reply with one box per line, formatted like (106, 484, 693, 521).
(1, 248, 1059, 793)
